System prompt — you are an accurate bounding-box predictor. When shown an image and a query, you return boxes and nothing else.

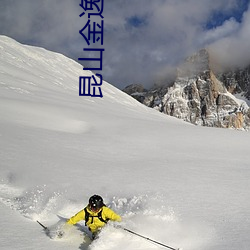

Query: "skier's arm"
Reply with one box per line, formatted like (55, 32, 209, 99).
(104, 207, 122, 222)
(67, 209, 85, 225)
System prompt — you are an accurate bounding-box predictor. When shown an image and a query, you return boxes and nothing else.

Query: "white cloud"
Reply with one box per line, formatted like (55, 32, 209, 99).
(200, 17, 240, 45)
(209, 5, 250, 68)
(0, 0, 249, 88)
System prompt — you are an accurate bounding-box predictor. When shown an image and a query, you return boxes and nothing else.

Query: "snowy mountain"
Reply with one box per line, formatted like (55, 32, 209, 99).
(124, 49, 250, 130)
(1, 36, 250, 250)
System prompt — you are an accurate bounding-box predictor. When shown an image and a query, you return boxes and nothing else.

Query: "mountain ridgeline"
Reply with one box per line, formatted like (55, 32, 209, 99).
(123, 49, 250, 130)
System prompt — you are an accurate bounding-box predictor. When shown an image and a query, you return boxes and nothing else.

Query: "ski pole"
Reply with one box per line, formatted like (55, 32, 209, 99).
(122, 227, 180, 250)
(37, 220, 48, 231)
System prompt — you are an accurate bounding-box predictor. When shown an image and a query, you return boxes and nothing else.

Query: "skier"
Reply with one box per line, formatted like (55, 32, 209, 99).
(66, 194, 122, 239)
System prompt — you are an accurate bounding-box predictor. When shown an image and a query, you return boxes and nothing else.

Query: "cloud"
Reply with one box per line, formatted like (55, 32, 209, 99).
(200, 18, 240, 45)
(209, 4, 250, 69)
(0, 1, 79, 46)
(0, 0, 249, 89)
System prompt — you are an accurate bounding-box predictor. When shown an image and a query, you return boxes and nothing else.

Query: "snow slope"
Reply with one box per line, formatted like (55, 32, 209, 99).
(0, 35, 250, 250)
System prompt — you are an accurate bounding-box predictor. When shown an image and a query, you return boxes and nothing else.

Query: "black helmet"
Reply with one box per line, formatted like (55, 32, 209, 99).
(89, 195, 104, 210)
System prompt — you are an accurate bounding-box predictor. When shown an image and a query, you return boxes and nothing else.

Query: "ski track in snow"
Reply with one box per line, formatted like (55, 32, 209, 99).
(0, 180, 211, 250)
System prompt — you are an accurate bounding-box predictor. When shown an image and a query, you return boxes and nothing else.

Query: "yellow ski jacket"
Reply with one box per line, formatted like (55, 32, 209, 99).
(67, 206, 121, 233)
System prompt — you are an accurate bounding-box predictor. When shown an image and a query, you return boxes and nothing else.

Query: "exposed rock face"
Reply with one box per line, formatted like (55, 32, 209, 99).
(123, 49, 250, 130)
(218, 66, 250, 99)
(123, 84, 146, 95)
(123, 84, 147, 103)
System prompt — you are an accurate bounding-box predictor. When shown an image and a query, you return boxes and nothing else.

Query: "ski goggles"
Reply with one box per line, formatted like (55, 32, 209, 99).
(89, 204, 101, 212)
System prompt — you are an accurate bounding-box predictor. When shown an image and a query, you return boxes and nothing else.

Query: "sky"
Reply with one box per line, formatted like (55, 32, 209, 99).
(0, 0, 249, 89)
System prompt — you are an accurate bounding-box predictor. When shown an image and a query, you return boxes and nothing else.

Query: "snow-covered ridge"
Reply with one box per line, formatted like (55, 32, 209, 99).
(0, 35, 155, 134)
(0, 35, 146, 107)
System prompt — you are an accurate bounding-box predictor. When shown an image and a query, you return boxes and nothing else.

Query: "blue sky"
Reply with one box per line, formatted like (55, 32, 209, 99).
(0, 0, 249, 89)
(206, 0, 249, 28)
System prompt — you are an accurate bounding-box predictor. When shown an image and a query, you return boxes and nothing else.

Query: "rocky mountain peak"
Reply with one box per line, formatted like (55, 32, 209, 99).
(177, 49, 210, 78)
(123, 49, 250, 130)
